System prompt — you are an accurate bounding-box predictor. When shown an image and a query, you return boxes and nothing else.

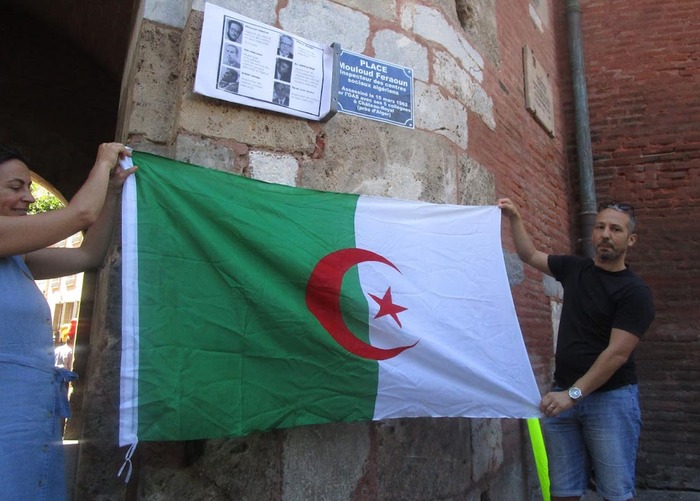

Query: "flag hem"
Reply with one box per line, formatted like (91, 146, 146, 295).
(119, 173, 139, 446)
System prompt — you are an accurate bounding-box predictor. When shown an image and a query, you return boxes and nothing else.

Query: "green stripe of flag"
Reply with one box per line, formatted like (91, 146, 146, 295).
(131, 151, 378, 440)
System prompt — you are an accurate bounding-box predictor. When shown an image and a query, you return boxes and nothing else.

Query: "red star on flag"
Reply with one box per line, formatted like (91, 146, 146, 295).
(369, 287, 408, 327)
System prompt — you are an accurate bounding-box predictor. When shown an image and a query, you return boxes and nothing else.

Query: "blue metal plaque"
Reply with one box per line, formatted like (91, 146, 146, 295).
(336, 50, 414, 128)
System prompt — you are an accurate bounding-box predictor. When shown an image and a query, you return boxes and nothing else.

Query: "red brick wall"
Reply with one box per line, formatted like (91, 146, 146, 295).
(578, 0, 700, 490)
(469, 0, 575, 390)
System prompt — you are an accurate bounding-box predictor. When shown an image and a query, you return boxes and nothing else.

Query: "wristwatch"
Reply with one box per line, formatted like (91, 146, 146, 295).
(568, 386, 583, 401)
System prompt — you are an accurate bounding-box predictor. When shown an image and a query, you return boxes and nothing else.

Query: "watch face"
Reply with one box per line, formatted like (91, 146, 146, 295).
(569, 387, 582, 400)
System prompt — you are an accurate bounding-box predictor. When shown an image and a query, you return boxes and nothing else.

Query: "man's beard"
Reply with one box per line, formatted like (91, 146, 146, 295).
(596, 242, 621, 262)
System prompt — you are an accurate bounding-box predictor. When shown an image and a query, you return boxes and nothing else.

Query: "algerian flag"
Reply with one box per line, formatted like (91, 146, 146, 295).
(119, 151, 541, 446)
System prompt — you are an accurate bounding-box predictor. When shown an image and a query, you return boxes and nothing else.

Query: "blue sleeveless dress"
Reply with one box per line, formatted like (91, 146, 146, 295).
(0, 256, 76, 500)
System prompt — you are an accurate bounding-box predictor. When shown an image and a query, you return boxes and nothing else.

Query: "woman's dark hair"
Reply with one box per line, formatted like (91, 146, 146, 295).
(0, 145, 28, 166)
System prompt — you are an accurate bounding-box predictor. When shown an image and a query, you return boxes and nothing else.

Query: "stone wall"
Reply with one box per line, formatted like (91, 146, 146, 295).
(76, 0, 572, 498)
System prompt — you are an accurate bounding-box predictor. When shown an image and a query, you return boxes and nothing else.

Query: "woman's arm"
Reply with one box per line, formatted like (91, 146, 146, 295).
(0, 143, 130, 258)
(25, 157, 137, 279)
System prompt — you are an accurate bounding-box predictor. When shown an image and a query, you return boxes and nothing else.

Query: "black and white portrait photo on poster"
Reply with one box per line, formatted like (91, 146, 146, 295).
(225, 18, 243, 43)
(277, 34, 294, 59)
(272, 82, 290, 106)
(222, 44, 241, 68)
(274, 58, 292, 82)
(217, 67, 239, 93)
(195, 3, 335, 120)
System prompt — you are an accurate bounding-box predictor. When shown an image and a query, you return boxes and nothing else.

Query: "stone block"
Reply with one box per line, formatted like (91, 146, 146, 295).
(128, 21, 182, 144)
(128, 140, 174, 159)
(486, 461, 536, 501)
(401, 4, 484, 82)
(376, 418, 472, 500)
(458, 155, 494, 205)
(470, 418, 503, 482)
(372, 29, 429, 82)
(414, 81, 468, 150)
(144, 0, 191, 28)
(282, 423, 369, 501)
(300, 114, 460, 204)
(279, 0, 370, 52)
(433, 48, 496, 128)
(333, 0, 397, 21)
(249, 150, 299, 186)
(504, 251, 525, 286)
(175, 134, 238, 174)
(179, 97, 318, 153)
(137, 435, 281, 500)
(542, 274, 563, 299)
(455, 0, 500, 65)
(433, 49, 480, 102)
(192, 0, 278, 25)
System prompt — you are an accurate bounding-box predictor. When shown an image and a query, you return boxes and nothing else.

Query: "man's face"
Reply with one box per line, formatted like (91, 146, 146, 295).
(279, 37, 292, 55)
(279, 61, 291, 72)
(592, 208, 636, 263)
(225, 46, 237, 59)
(0, 159, 35, 217)
(275, 84, 289, 98)
(228, 23, 242, 41)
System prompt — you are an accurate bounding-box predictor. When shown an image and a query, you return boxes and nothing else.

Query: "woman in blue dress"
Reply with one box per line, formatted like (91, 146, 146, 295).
(0, 143, 137, 500)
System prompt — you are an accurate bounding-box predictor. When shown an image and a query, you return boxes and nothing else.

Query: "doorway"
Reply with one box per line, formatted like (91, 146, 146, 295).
(0, 1, 138, 495)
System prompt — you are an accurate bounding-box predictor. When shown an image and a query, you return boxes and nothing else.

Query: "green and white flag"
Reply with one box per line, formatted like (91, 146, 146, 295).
(119, 152, 541, 446)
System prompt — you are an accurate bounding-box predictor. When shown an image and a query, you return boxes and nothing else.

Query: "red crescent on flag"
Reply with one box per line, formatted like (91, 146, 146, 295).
(306, 248, 417, 361)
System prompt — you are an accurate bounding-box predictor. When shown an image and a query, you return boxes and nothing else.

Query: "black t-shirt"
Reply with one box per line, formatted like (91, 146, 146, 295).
(548, 255, 655, 392)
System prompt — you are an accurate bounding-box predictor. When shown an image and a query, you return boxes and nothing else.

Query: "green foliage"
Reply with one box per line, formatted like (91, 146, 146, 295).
(28, 184, 64, 214)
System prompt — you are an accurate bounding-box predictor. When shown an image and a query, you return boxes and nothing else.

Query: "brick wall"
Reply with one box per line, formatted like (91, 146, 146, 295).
(578, 0, 700, 490)
(469, 0, 574, 390)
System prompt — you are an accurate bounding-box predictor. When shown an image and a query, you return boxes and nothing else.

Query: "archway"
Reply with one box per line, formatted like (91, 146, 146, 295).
(1, 1, 138, 494)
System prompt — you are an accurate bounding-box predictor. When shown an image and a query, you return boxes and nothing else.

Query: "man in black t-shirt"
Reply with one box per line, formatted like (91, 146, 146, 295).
(498, 198, 654, 501)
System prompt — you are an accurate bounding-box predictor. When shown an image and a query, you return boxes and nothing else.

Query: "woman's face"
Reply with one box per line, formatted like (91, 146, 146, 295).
(0, 159, 35, 217)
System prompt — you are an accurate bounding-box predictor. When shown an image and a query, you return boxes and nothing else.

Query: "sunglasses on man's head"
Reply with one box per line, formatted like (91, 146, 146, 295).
(599, 202, 635, 217)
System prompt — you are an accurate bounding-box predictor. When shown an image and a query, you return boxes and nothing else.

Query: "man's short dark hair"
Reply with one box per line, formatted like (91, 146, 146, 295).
(600, 202, 637, 233)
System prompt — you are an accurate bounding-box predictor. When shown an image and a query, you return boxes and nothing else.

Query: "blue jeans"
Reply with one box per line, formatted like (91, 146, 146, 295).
(542, 384, 641, 501)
